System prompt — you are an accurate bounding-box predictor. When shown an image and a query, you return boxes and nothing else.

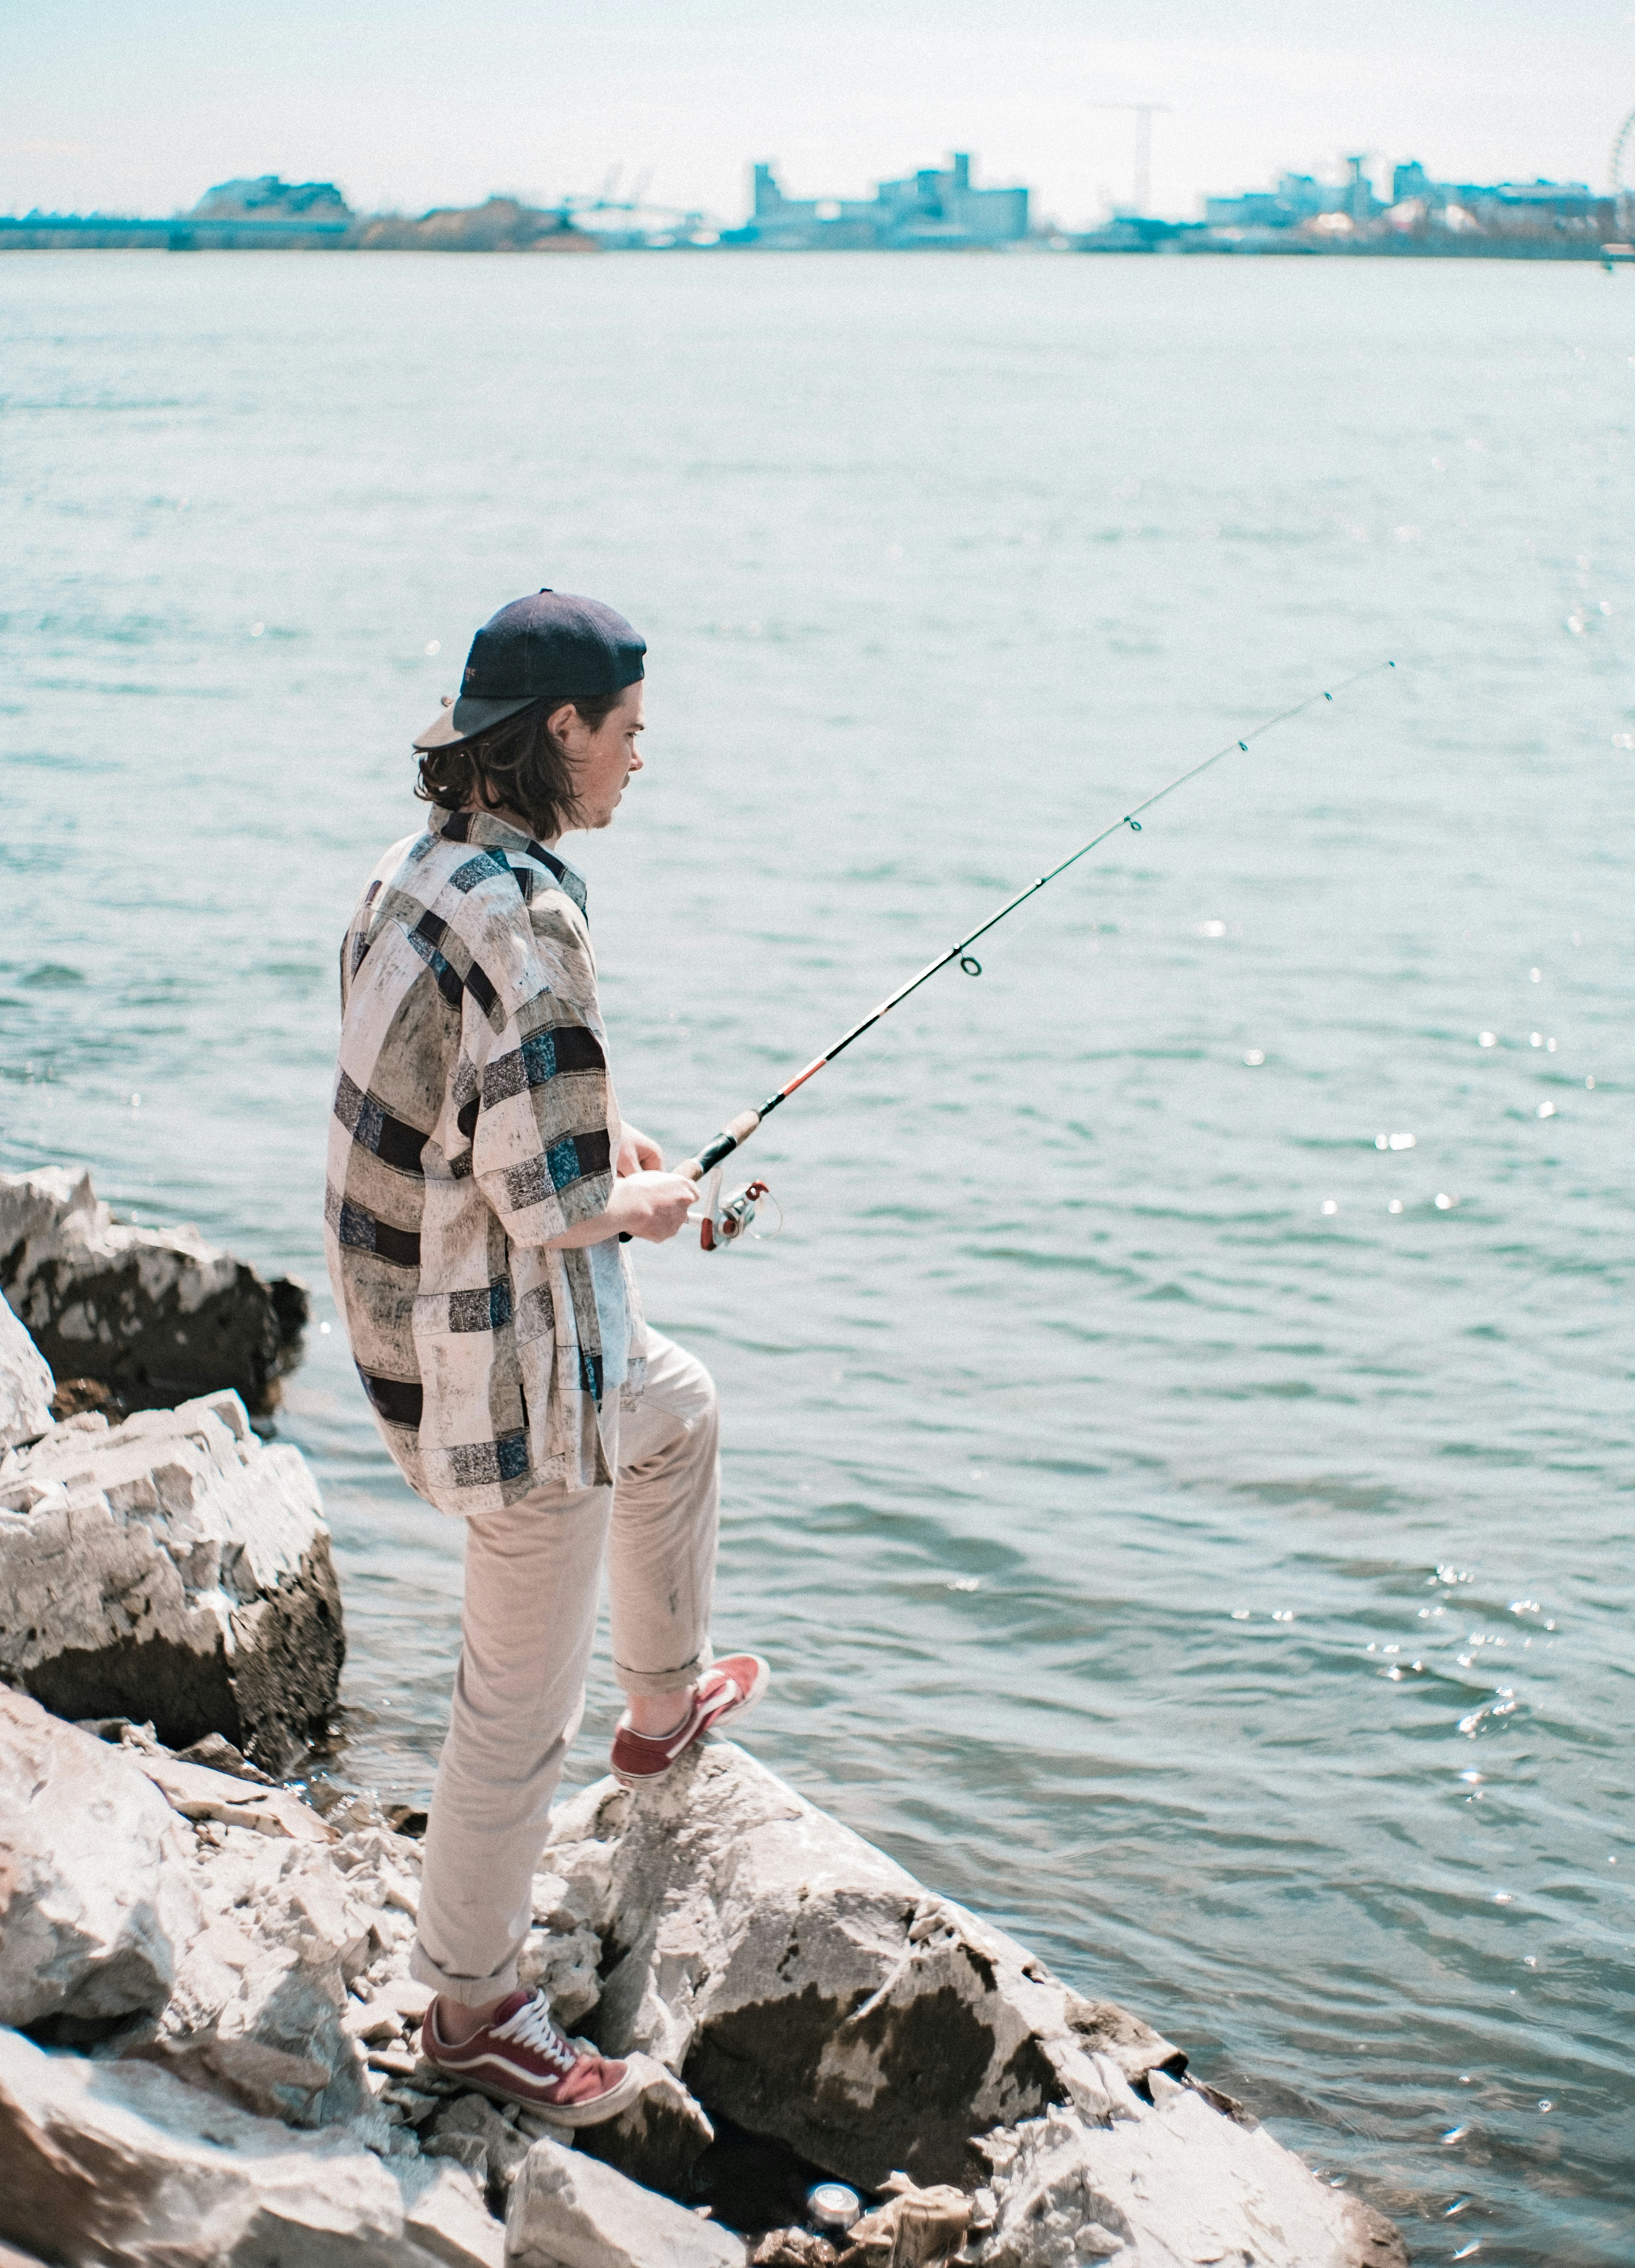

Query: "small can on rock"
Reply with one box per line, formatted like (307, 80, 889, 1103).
(806, 2183, 861, 2236)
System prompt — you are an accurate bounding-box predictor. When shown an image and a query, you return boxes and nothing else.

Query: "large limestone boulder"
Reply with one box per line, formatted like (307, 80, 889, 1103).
(0, 1388, 342, 1773)
(548, 1744, 1183, 2193)
(0, 2026, 502, 2268)
(0, 1691, 201, 2029)
(547, 1746, 1395, 2264)
(506, 2131, 745, 2268)
(0, 1294, 52, 1451)
(0, 1166, 307, 1416)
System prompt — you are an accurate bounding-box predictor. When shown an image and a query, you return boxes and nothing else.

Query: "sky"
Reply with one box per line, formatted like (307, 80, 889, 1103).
(4, 1, 1635, 228)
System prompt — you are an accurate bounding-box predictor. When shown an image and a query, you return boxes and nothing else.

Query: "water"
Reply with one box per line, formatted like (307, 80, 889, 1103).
(3, 249, 1631, 2262)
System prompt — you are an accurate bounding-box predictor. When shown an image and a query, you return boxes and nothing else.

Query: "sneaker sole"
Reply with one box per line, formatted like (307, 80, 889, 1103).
(417, 2048, 644, 2127)
(610, 1656, 771, 1789)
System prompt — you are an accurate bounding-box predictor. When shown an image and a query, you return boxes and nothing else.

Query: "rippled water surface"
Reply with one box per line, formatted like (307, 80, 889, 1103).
(3, 250, 1632, 2262)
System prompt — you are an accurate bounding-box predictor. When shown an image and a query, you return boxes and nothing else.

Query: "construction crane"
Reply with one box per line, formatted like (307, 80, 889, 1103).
(1093, 102, 1170, 214)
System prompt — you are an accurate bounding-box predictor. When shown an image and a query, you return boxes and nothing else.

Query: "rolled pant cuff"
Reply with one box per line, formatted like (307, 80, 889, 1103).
(615, 1637, 714, 1700)
(409, 1939, 520, 2007)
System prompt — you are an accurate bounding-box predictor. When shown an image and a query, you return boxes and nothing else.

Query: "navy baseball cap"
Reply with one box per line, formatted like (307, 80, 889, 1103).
(414, 589, 646, 751)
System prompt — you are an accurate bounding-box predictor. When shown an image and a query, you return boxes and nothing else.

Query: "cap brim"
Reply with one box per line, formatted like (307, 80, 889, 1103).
(412, 693, 542, 752)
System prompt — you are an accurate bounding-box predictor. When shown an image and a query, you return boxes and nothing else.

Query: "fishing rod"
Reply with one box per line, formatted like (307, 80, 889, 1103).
(680, 659, 1396, 1246)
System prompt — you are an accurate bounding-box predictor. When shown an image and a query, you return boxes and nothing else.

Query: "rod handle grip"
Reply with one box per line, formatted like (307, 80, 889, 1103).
(679, 1109, 762, 1182)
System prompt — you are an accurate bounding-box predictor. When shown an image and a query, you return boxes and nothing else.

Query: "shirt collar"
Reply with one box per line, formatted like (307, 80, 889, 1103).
(429, 806, 588, 918)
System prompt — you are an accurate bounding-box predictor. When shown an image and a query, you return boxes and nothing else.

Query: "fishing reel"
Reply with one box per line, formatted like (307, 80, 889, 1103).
(695, 1167, 779, 1254)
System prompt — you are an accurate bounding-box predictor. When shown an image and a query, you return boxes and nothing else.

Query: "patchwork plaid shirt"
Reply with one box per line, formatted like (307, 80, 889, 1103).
(325, 807, 645, 1515)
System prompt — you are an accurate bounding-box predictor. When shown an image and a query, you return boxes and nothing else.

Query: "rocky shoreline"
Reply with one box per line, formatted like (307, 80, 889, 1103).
(0, 1174, 1408, 2266)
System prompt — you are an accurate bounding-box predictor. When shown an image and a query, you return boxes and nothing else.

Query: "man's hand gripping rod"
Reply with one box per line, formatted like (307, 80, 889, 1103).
(676, 663, 1394, 1245)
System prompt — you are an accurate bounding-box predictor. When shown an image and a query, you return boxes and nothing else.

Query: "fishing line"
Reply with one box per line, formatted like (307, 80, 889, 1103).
(679, 659, 1396, 1190)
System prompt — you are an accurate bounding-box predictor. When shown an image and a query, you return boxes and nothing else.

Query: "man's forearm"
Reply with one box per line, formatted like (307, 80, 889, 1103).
(542, 1209, 623, 1251)
(540, 1169, 698, 1249)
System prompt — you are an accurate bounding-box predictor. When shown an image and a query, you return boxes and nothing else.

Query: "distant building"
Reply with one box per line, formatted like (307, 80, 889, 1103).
(1391, 161, 1435, 206)
(739, 152, 1028, 248)
(1204, 172, 1338, 229)
(191, 177, 353, 221)
(1198, 158, 1608, 249)
(1390, 161, 1601, 224)
(1204, 167, 1371, 231)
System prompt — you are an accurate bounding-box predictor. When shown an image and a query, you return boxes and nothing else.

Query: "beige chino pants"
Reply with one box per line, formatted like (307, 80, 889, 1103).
(410, 1329, 719, 2004)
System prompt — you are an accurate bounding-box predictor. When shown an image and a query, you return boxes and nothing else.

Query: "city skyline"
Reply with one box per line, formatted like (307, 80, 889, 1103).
(4, 0, 1632, 230)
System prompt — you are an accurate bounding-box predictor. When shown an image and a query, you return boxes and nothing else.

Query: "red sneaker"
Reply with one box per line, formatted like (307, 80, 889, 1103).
(420, 1989, 640, 2123)
(609, 1653, 771, 1787)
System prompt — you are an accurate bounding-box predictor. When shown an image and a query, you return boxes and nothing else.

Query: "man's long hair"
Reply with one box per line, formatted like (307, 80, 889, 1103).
(415, 692, 624, 841)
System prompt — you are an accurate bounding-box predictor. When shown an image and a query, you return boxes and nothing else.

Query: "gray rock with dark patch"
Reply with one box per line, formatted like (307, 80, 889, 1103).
(0, 1388, 342, 1774)
(0, 1166, 307, 1417)
(546, 1746, 1396, 2265)
(547, 1745, 1179, 2192)
(0, 1295, 52, 1453)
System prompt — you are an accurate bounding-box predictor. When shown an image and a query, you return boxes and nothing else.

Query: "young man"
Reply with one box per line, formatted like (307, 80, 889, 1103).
(326, 589, 769, 2120)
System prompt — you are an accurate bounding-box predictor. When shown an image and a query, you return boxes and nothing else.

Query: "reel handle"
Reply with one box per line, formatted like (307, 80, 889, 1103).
(618, 1112, 762, 1241)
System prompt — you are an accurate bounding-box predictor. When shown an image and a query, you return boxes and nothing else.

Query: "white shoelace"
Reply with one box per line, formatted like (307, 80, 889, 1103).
(492, 1994, 576, 2075)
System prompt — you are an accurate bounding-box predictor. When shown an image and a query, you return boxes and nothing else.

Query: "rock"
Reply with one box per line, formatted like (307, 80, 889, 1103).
(547, 1747, 1393, 2262)
(548, 1744, 1181, 2192)
(347, 1998, 406, 2046)
(0, 1687, 386, 2128)
(0, 1386, 343, 1773)
(383, 2083, 445, 2128)
(426, 2129, 491, 2181)
(750, 2236, 837, 2268)
(100, 1781, 377, 2127)
(576, 2051, 715, 2194)
(0, 1165, 307, 1416)
(0, 1690, 201, 2029)
(428, 2090, 531, 2212)
(133, 1749, 339, 1843)
(174, 1730, 276, 1783)
(376, 1976, 437, 2026)
(399, 2154, 508, 2267)
(506, 2131, 746, 2268)
(0, 2026, 503, 2267)
(0, 1294, 52, 1451)
(515, 2101, 578, 2143)
(518, 1918, 603, 2026)
(975, 2090, 1409, 2268)
(47, 1375, 120, 1424)
(843, 2176, 970, 2266)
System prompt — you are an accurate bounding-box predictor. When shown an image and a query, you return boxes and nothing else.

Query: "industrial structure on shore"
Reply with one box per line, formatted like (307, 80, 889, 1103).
(1129, 153, 1628, 257)
(728, 153, 1028, 249)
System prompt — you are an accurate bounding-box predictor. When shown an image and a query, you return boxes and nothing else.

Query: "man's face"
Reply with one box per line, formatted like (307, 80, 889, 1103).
(568, 682, 645, 830)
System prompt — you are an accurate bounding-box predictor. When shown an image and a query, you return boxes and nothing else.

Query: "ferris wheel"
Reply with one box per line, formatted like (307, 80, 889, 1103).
(1615, 106, 1635, 228)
